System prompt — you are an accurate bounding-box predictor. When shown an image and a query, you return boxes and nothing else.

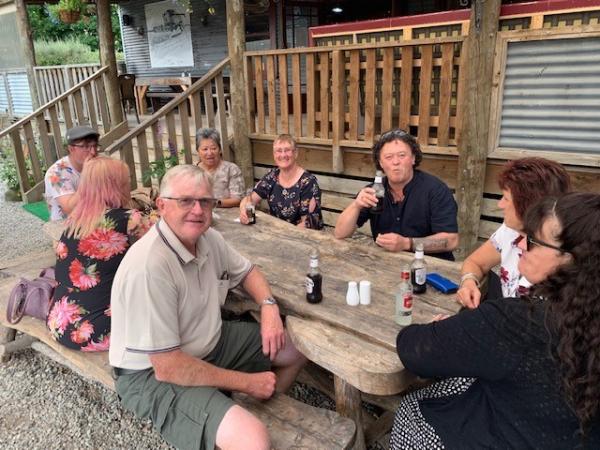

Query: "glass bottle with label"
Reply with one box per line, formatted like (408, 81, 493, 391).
(245, 189, 256, 225)
(395, 267, 413, 326)
(370, 170, 385, 214)
(411, 243, 427, 294)
(305, 249, 323, 303)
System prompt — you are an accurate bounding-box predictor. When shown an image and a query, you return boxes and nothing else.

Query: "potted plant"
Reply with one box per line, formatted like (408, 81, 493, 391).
(56, 0, 84, 24)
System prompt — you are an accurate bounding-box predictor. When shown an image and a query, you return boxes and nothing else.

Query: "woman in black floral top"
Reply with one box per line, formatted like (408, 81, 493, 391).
(47, 157, 156, 351)
(240, 134, 323, 229)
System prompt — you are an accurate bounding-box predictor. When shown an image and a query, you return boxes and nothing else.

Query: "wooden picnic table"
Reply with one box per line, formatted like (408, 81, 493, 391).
(213, 208, 462, 449)
(135, 76, 193, 115)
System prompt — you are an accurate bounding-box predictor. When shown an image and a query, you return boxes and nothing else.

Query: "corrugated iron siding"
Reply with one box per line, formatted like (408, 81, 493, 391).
(7, 72, 33, 116)
(118, 0, 229, 78)
(499, 37, 600, 154)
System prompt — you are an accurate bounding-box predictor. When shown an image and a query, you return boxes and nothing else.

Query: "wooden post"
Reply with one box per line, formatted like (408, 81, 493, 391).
(97, 0, 124, 128)
(455, 0, 501, 259)
(15, 0, 39, 110)
(334, 376, 365, 450)
(226, 0, 253, 188)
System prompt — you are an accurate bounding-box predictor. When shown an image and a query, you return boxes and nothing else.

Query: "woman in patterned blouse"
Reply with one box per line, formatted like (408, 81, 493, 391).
(196, 127, 245, 208)
(47, 157, 156, 351)
(239, 134, 323, 229)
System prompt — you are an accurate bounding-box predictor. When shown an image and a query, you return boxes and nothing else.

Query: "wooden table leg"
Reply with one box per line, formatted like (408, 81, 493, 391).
(334, 375, 366, 450)
(0, 325, 17, 363)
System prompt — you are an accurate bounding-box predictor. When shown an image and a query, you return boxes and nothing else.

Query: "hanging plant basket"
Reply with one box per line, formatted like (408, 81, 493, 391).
(58, 9, 81, 24)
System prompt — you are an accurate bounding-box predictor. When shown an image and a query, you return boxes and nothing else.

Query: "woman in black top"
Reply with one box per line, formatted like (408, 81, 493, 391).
(391, 192, 600, 449)
(239, 134, 323, 229)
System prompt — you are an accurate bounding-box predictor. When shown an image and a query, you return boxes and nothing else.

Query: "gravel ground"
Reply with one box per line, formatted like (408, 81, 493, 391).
(0, 185, 386, 449)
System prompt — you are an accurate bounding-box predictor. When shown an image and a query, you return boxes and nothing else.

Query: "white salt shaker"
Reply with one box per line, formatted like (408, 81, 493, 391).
(359, 280, 371, 305)
(346, 281, 360, 306)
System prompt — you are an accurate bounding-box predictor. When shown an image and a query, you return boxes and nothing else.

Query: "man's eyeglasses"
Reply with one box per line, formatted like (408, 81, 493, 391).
(526, 235, 566, 254)
(163, 197, 218, 210)
(71, 143, 100, 152)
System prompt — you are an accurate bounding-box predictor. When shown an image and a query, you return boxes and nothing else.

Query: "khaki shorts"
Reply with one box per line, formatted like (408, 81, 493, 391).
(115, 321, 271, 450)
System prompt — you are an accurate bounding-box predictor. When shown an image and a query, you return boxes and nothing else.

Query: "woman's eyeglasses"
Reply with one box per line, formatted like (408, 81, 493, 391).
(163, 197, 218, 210)
(526, 235, 566, 253)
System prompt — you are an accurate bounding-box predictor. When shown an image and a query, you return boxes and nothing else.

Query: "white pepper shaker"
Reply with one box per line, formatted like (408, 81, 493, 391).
(346, 281, 360, 306)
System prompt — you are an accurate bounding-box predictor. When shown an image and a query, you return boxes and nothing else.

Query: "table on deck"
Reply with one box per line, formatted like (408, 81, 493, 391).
(135, 76, 193, 115)
(213, 208, 461, 449)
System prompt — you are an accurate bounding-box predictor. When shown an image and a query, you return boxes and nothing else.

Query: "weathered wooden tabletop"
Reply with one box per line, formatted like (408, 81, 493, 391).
(213, 208, 462, 354)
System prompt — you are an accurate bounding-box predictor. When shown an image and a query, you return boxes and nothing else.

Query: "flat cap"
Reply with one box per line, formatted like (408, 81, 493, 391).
(66, 125, 99, 144)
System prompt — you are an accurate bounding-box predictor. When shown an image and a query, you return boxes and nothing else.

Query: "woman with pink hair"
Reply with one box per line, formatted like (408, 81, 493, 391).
(47, 157, 156, 351)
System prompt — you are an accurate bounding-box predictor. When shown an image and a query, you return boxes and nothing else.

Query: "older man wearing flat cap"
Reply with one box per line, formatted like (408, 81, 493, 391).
(44, 125, 100, 221)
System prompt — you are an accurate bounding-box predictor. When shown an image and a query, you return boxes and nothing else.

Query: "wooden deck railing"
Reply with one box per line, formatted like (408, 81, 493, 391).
(244, 36, 466, 173)
(104, 58, 231, 189)
(0, 66, 122, 202)
(35, 63, 102, 106)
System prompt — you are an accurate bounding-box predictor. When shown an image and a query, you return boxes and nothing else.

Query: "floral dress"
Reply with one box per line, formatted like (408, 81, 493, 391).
(253, 168, 323, 229)
(47, 209, 155, 351)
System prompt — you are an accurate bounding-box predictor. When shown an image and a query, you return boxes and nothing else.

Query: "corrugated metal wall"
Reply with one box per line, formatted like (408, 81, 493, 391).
(0, 70, 33, 118)
(118, 0, 229, 78)
(499, 37, 600, 154)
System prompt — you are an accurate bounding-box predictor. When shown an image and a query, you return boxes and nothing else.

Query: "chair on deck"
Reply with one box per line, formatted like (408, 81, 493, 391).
(118, 74, 140, 123)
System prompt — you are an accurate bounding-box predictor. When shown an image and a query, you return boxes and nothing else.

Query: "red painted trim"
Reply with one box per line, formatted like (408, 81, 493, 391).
(309, 0, 600, 41)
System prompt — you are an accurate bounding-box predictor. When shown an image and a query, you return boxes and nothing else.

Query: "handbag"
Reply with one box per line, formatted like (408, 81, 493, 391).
(6, 267, 58, 325)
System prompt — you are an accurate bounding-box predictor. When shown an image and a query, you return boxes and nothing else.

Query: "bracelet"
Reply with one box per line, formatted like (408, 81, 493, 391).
(460, 273, 480, 288)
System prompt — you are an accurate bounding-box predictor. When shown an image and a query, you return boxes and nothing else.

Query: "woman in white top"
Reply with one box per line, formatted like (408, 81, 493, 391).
(457, 157, 570, 308)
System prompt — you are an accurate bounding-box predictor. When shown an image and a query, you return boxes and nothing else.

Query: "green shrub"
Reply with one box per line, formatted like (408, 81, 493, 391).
(0, 137, 46, 193)
(34, 38, 99, 65)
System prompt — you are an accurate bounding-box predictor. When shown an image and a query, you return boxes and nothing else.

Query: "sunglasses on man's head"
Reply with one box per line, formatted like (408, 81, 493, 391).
(526, 235, 566, 253)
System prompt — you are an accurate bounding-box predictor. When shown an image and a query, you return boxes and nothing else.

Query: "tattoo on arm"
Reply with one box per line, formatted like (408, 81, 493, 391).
(413, 237, 448, 252)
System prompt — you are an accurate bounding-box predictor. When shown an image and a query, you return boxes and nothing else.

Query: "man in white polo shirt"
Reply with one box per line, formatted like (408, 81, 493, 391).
(109, 164, 306, 450)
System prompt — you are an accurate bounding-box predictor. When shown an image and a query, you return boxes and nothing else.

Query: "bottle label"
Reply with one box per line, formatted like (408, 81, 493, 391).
(403, 293, 413, 309)
(305, 276, 314, 294)
(415, 268, 426, 285)
(310, 259, 319, 268)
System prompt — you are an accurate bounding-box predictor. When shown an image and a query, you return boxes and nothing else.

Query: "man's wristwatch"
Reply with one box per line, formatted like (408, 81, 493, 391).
(261, 296, 278, 306)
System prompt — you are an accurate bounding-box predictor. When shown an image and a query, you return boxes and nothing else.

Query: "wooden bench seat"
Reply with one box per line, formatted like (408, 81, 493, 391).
(0, 251, 355, 449)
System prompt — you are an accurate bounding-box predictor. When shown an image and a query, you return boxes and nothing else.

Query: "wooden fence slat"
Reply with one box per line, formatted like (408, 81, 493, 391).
(10, 130, 30, 192)
(245, 56, 256, 133)
(278, 54, 289, 134)
(36, 113, 55, 167)
(364, 49, 376, 143)
(179, 100, 193, 164)
(151, 122, 163, 160)
(94, 78, 111, 132)
(215, 74, 230, 161)
(331, 50, 345, 173)
(48, 105, 64, 157)
(203, 83, 215, 128)
(84, 83, 98, 129)
(348, 50, 360, 141)
(73, 90, 86, 125)
(136, 132, 151, 187)
(417, 45, 433, 145)
(305, 53, 315, 138)
(319, 53, 330, 139)
(399, 46, 413, 131)
(60, 98, 74, 129)
(266, 55, 277, 134)
(455, 44, 467, 143)
(438, 42, 453, 147)
(292, 53, 302, 137)
(166, 111, 178, 157)
(191, 91, 203, 132)
(23, 121, 42, 183)
(254, 56, 265, 134)
(381, 47, 394, 132)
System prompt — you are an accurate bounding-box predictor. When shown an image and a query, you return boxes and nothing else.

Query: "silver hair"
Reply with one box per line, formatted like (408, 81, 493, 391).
(159, 164, 214, 197)
(195, 128, 221, 150)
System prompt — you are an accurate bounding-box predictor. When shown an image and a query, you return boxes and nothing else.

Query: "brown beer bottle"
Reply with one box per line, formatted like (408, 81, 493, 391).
(305, 249, 323, 303)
